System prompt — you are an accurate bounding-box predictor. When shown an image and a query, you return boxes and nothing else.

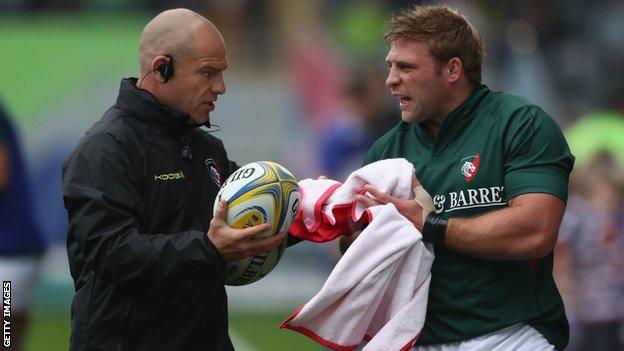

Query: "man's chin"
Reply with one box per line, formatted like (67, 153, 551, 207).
(189, 114, 211, 125)
(401, 111, 415, 123)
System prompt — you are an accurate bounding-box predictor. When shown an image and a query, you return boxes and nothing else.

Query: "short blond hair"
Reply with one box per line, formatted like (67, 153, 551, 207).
(385, 5, 485, 85)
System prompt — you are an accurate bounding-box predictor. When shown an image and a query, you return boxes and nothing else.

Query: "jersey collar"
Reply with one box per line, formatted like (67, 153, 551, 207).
(412, 84, 490, 149)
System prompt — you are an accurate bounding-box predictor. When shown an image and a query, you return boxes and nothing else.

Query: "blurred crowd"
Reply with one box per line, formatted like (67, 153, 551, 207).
(4, 0, 624, 117)
(554, 150, 624, 350)
(2, 0, 624, 349)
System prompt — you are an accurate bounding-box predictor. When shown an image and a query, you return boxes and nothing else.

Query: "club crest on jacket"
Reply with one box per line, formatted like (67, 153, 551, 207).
(205, 158, 222, 187)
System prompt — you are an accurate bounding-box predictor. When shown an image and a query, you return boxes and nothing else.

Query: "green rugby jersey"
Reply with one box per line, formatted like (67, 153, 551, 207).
(363, 85, 574, 350)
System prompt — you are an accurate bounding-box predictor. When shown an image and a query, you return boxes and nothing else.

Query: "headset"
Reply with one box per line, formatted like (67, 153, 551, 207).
(138, 54, 174, 87)
(157, 55, 174, 82)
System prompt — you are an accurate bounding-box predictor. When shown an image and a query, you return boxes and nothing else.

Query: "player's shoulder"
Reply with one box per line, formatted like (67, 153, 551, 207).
(482, 89, 538, 116)
(364, 121, 410, 164)
(480, 88, 553, 127)
(370, 121, 410, 149)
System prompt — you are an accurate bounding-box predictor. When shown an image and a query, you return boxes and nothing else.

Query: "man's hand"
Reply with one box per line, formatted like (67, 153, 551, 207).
(208, 200, 285, 262)
(355, 174, 433, 232)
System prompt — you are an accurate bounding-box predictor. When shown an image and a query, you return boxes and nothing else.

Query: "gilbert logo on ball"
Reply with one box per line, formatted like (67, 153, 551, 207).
(214, 161, 300, 286)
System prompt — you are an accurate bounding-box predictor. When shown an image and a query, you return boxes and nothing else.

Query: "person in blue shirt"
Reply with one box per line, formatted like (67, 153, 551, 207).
(0, 100, 46, 351)
(317, 66, 396, 180)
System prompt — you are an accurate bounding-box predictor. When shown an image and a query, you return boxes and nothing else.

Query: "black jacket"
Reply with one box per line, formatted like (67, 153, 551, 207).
(62, 79, 237, 351)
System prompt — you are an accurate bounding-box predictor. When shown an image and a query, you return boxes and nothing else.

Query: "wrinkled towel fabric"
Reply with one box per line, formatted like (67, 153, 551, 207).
(281, 158, 435, 351)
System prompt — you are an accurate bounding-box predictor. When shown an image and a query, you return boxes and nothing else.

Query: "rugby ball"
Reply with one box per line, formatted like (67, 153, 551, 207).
(214, 161, 300, 286)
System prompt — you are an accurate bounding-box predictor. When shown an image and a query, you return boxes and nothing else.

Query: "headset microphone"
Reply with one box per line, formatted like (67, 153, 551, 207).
(203, 123, 222, 133)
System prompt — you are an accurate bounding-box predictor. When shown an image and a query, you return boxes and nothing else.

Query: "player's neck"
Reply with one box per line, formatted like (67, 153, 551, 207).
(424, 84, 476, 136)
(446, 83, 475, 117)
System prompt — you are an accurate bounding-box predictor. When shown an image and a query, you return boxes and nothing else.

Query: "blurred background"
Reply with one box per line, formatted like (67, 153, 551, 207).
(1, 0, 623, 350)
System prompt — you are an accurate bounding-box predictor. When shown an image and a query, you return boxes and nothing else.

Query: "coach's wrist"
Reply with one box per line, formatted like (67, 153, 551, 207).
(422, 213, 448, 248)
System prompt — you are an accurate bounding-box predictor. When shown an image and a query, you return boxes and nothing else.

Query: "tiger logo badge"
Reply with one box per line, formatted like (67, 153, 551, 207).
(460, 154, 480, 182)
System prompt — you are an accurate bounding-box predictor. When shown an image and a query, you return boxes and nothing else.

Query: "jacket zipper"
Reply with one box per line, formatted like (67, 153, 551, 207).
(181, 130, 192, 160)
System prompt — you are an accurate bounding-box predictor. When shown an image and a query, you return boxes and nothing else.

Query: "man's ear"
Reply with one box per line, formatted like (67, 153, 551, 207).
(447, 57, 463, 83)
(151, 55, 173, 83)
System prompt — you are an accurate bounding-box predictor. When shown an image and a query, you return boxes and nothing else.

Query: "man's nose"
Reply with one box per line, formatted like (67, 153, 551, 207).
(386, 68, 400, 87)
(212, 73, 226, 94)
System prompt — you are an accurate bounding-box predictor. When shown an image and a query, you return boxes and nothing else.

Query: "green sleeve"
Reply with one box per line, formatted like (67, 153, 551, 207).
(362, 141, 382, 166)
(503, 106, 575, 202)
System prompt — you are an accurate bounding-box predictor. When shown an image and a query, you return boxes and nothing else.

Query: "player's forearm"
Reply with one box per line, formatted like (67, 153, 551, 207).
(444, 201, 560, 260)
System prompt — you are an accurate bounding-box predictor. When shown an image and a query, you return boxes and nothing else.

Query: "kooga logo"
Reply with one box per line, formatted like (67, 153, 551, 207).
(154, 171, 185, 181)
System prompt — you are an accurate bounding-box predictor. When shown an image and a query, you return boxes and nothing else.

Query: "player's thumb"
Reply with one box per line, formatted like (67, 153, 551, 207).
(411, 173, 421, 189)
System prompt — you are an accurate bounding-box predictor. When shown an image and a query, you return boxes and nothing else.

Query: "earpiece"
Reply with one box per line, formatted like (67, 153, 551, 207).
(157, 55, 174, 82)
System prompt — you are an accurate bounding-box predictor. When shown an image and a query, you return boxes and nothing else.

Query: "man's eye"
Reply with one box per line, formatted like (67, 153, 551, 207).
(203, 71, 215, 78)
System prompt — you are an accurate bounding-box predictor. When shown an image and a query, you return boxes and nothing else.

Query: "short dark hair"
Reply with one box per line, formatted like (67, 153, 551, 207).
(385, 5, 485, 85)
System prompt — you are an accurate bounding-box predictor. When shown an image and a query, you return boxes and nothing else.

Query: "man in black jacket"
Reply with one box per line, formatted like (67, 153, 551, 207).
(62, 9, 283, 351)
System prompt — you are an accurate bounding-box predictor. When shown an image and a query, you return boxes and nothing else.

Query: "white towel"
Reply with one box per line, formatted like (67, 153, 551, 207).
(282, 159, 435, 351)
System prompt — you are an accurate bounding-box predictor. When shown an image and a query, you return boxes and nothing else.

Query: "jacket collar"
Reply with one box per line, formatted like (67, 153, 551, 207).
(115, 78, 196, 136)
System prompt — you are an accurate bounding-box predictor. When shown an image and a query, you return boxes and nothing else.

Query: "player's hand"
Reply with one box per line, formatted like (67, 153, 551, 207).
(355, 174, 433, 232)
(208, 200, 285, 262)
